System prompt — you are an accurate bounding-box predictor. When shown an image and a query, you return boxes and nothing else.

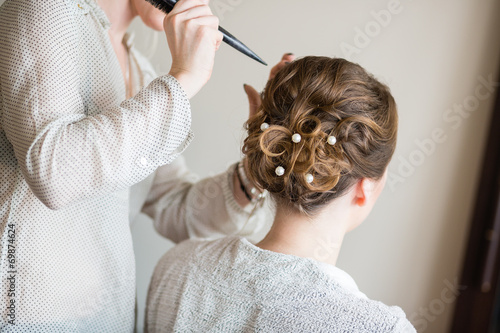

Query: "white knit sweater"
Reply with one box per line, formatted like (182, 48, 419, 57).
(145, 236, 416, 332)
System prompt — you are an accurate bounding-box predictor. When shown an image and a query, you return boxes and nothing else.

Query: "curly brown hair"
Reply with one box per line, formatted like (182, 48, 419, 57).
(242, 57, 398, 216)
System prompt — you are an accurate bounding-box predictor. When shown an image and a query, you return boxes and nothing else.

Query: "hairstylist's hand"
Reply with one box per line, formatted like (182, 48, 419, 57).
(244, 53, 296, 118)
(165, 0, 223, 99)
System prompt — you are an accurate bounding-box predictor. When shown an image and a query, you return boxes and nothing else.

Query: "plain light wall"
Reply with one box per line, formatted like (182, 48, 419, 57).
(129, 1, 500, 332)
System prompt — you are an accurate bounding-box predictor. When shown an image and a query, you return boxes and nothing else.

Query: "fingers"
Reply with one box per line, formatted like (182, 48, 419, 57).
(269, 53, 296, 80)
(244, 84, 261, 108)
(165, 0, 221, 46)
(244, 53, 296, 119)
(164, 0, 222, 98)
(188, 16, 222, 48)
(190, 15, 221, 32)
(244, 84, 261, 118)
(169, 0, 210, 15)
(215, 31, 223, 50)
(174, 4, 214, 21)
(281, 53, 296, 63)
(167, 2, 218, 31)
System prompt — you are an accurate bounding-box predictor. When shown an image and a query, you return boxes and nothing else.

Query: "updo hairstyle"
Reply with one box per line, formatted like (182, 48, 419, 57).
(242, 57, 398, 216)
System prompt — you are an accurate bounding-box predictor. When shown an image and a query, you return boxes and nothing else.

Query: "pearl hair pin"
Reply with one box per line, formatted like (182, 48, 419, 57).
(305, 173, 314, 183)
(292, 133, 301, 143)
(327, 135, 337, 146)
(260, 122, 269, 131)
(275, 166, 285, 176)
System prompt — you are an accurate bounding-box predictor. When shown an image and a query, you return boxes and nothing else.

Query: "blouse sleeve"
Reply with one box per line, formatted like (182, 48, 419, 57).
(141, 156, 273, 244)
(0, 0, 193, 210)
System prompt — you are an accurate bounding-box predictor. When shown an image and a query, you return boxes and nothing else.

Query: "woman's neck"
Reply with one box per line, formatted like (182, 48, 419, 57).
(96, 0, 138, 84)
(97, 0, 137, 44)
(256, 199, 352, 267)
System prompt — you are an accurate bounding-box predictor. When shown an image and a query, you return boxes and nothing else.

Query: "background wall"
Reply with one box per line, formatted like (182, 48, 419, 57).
(129, 1, 500, 332)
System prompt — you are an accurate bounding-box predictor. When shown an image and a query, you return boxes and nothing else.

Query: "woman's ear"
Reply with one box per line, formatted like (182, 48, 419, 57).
(353, 178, 377, 207)
(353, 169, 388, 208)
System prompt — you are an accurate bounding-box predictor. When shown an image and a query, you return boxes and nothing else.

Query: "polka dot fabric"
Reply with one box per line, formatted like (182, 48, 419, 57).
(0, 0, 193, 331)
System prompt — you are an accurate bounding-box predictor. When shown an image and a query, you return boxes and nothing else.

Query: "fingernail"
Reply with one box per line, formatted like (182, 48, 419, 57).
(286, 53, 294, 55)
(285, 62, 291, 65)
(243, 84, 248, 88)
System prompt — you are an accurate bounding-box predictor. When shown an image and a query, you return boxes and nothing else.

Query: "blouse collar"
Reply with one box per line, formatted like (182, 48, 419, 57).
(83, 0, 111, 29)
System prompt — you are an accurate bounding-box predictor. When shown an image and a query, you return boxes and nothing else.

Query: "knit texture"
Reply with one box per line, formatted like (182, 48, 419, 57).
(146, 237, 416, 332)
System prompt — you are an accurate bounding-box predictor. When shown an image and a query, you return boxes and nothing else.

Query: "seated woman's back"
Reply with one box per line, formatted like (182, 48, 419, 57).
(146, 236, 414, 332)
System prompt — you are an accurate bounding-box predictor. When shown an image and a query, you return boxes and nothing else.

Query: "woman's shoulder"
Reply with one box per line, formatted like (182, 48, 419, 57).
(254, 265, 415, 332)
(1, 0, 77, 20)
(276, 260, 415, 332)
(152, 236, 242, 284)
(158, 236, 241, 264)
(0, 0, 81, 45)
(165, 236, 241, 257)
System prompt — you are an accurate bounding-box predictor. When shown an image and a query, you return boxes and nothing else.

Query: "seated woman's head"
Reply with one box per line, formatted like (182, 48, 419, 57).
(243, 56, 397, 228)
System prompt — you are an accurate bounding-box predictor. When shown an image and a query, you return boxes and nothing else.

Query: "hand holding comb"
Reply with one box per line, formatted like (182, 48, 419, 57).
(146, 0, 267, 65)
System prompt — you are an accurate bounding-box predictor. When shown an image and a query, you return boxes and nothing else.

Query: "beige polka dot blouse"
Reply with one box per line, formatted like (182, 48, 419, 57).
(0, 0, 269, 331)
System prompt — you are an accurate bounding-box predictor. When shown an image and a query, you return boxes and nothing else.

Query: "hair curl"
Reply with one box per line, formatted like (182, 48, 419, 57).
(242, 57, 398, 216)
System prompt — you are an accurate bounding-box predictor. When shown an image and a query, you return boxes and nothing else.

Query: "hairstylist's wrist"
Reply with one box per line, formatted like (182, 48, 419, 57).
(233, 164, 251, 208)
(238, 160, 267, 204)
(168, 70, 198, 99)
(164, 0, 222, 100)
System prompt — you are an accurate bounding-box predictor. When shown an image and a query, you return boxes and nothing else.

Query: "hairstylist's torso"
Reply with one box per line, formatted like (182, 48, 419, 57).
(0, 0, 222, 331)
(0, 1, 151, 331)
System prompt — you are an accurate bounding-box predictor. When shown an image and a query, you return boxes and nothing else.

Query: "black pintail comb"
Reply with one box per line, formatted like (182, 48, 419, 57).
(145, 0, 267, 66)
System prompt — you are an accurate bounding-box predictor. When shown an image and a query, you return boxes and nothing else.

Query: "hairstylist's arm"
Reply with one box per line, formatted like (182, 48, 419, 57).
(0, 0, 221, 210)
(142, 155, 275, 243)
(141, 54, 295, 243)
(165, 0, 223, 98)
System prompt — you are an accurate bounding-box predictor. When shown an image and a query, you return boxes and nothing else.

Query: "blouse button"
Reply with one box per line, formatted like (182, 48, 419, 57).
(137, 157, 148, 167)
